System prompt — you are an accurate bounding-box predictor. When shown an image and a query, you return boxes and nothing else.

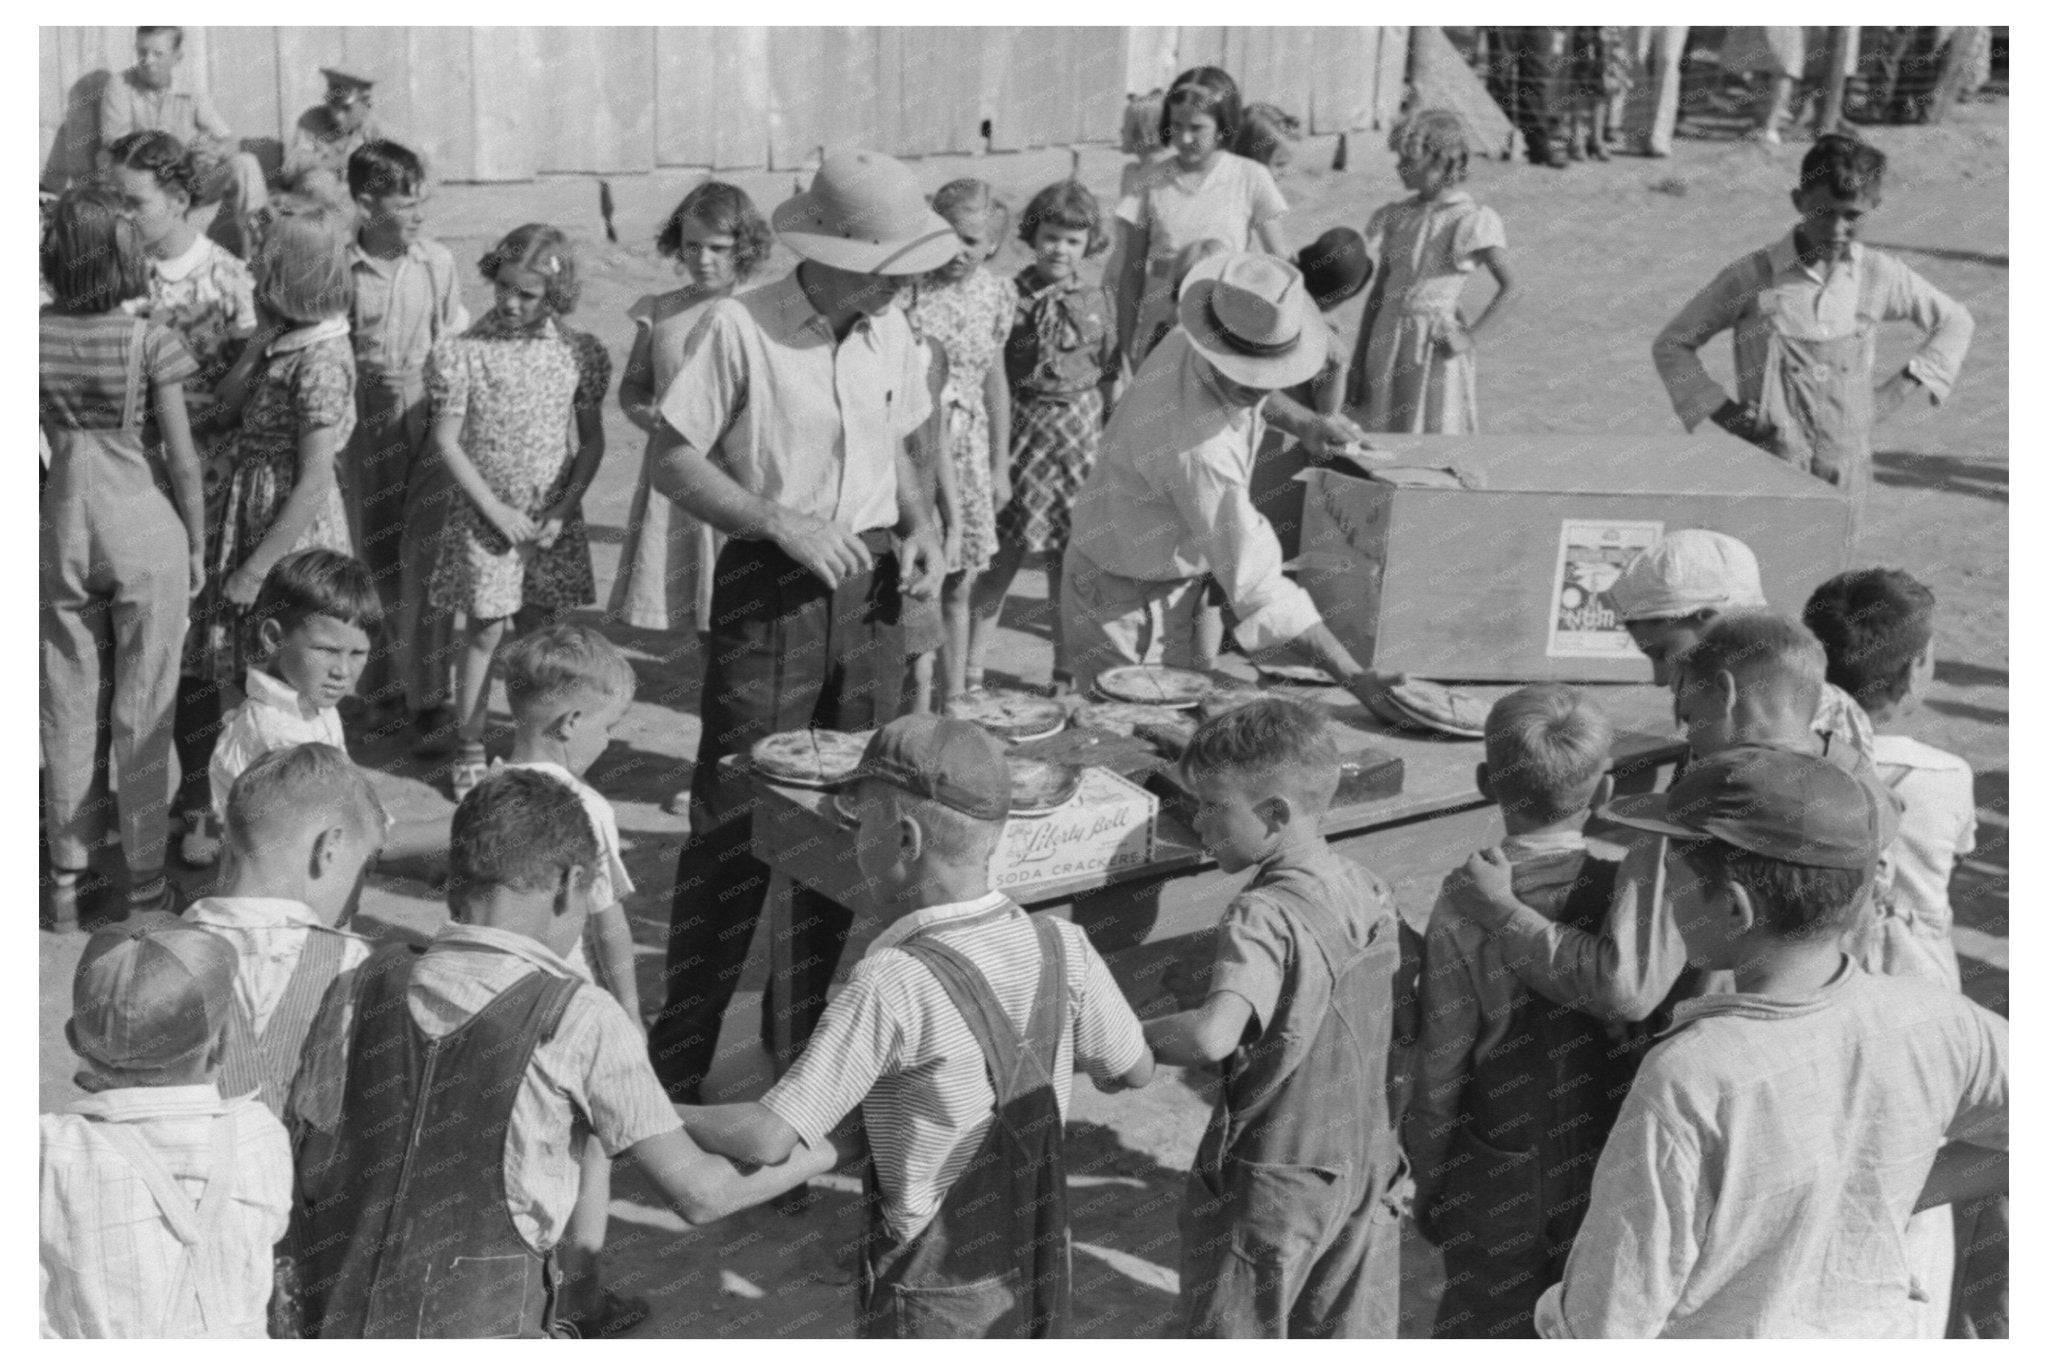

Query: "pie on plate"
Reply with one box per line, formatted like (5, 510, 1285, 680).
(1094, 664, 1212, 708)
(1376, 677, 1488, 739)
(748, 729, 872, 787)
(1009, 758, 1082, 816)
(1255, 661, 1340, 687)
(945, 689, 1067, 741)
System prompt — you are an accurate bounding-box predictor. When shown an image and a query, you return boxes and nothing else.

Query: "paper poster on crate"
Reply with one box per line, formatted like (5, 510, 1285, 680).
(1545, 519, 1664, 658)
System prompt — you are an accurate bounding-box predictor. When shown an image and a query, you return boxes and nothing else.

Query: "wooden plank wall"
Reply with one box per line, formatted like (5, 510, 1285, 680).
(41, 26, 1407, 185)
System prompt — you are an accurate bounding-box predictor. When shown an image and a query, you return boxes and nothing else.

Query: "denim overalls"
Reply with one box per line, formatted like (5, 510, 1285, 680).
(858, 909, 1072, 1338)
(1180, 848, 1405, 1338)
(294, 946, 577, 1338)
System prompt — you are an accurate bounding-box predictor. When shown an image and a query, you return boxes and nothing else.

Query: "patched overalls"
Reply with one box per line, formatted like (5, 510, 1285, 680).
(1180, 851, 1405, 1339)
(294, 945, 577, 1338)
(1428, 856, 1654, 1339)
(1748, 247, 1881, 541)
(40, 316, 190, 873)
(858, 909, 1073, 1339)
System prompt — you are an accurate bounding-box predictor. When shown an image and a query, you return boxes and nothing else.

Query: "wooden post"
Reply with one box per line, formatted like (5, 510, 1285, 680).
(1818, 27, 1856, 134)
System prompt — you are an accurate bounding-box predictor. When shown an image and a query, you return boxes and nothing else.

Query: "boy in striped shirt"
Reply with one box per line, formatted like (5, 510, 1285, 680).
(681, 715, 1154, 1338)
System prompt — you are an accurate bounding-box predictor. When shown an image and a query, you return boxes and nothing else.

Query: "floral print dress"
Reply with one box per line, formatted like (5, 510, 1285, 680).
(192, 318, 358, 685)
(909, 267, 1017, 575)
(427, 314, 611, 620)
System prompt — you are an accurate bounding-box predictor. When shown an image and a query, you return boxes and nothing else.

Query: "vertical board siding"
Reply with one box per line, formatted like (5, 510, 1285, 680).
(42, 25, 1411, 183)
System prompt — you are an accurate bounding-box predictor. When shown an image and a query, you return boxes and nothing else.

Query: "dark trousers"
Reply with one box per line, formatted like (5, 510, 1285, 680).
(648, 534, 904, 1099)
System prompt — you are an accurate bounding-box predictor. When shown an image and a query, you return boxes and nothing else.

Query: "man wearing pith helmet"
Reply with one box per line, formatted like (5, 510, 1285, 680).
(1063, 249, 1391, 717)
(646, 148, 955, 1102)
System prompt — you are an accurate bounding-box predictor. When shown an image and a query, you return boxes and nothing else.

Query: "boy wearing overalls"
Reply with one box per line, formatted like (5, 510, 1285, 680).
(1652, 132, 1973, 542)
(1145, 698, 1405, 1338)
(285, 769, 834, 1338)
(680, 715, 1155, 1337)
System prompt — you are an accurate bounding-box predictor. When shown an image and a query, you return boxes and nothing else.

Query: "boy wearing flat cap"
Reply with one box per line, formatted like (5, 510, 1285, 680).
(646, 149, 952, 1102)
(1063, 250, 1386, 709)
(681, 715, 1154, 1337)
(1535, 746, 2007, 1338)
(282, 68, 384, 209)
(41, 916, 293, 1338)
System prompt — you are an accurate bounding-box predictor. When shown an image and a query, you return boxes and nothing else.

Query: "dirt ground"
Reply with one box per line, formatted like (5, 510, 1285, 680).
(38, 96, 2007, 1338)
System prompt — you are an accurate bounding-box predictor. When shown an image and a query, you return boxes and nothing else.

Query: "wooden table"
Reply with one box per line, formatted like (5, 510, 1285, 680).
(748, 679, 1686, 1070)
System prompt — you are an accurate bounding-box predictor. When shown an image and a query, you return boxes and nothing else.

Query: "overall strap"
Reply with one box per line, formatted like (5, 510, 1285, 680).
(1020, 916, 1069, 1075)
(99, 1109, 239, 1332)
(120, 316, 147, 433)
(898, 912, 1052, 1105)
(258, 931, 349, 1101)
(1552, 854, 1623, 934)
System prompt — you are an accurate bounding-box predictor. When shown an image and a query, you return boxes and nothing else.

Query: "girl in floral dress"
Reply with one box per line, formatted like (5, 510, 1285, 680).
(108, 129, 260, 865)
(191, 203, 358, 755)
(1348, 111, 1516, 435)
(971, 179, 1121, 693)
(907, 179, 1017, 700)
(428, 224, 611, 796)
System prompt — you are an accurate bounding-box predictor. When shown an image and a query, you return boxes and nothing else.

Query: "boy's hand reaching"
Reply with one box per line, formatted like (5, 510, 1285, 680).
(1441, 846, 1522, 933)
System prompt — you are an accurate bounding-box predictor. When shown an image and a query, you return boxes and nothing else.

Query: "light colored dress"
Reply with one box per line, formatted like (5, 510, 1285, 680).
(1115, 151, 1288, 366)
(609, 286, 727, 633)
(909, 268, 1017, 576)
(1351, 188, 1506, 435)
(427, 314, 611, 621)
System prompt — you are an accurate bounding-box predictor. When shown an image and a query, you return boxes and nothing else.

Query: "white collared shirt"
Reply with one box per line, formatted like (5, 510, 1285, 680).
(762, 894, 1146, 1240)
(41, 1086, 291, 1339)
(183, 896, 371, 1036)
(656, 267, 933, 535)
(209, 669, 347, 819)
(349, 236, 469, 375)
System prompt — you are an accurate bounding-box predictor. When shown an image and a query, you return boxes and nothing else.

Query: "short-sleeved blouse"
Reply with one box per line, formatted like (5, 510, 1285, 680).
(39, 313, 197, 435)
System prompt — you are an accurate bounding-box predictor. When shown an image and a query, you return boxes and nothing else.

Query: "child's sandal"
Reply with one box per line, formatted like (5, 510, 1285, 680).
(46, 868, 84, 934)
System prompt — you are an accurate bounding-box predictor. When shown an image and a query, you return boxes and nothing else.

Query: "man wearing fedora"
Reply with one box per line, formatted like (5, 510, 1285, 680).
(646, 149, 954, 1101)
(1063, 251, 1386, 709)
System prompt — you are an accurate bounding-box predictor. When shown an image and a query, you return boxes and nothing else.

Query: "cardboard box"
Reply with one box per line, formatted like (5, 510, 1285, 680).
(990, 766, 1157, 895)
(1293, 432, 1853, 682)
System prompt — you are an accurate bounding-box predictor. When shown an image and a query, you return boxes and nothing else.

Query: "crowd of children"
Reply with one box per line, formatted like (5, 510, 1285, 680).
(41, 32, 1999, 1342)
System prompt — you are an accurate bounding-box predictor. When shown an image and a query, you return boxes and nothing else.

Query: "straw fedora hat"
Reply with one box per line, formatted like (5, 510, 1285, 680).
(772, 150, 962, 277)
(1177, 251, 1328, 390)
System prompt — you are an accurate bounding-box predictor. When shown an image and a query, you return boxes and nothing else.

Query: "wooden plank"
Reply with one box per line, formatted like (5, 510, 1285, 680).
(654, 27, 717, 167)
(1372, 24, 1410, 129)
(1125, 26, 1179, 95)
(202, 27, 282, 151)
(872, 26, 905, 161)
(1070, 28, 1126, 145)
(897, 27, 981, 157)
(981, 26, 1021, 151)
(712, 27, 771, 170)
(272, 26, 348, 144)
(339, 26, 410, 147)
(1173, 26, 1226, 76)
(466, 27, 538, 182)
(1309, 26, 1369, 133)
(533, 26, 653, 173)
(405, 27, 479, 182)
(767, 26, 876, 169)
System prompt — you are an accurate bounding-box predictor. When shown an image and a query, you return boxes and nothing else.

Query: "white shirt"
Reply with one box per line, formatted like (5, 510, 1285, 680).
(1863, 733, 1977, 990)
(41, 1087, 292, 1339)
(656, 268, 933, 536)
(182, 896, 372, 1035)
(1065, 328, 1326, 654)
(1535, 962, 2007, 1338)
(209, 669, 347, 819)
(762, 894, 1146, 1240)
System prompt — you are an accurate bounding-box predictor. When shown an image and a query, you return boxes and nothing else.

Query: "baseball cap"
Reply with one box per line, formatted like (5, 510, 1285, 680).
(852, 714, 1012, 821)
(1601, 743, 1897, 870)
(1609, 530, 1767, 623)
(67, 913, 237, 1073)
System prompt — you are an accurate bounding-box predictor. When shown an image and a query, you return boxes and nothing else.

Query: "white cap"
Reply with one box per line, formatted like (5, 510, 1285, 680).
(1609, 530, 1768, 622)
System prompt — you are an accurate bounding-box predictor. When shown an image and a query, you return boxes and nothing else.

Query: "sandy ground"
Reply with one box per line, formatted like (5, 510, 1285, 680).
(39, 96, 2007, 1337)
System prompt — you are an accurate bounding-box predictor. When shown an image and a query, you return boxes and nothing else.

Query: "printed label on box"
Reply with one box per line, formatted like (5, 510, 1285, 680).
(1545, 519, 1664, 658)
(989, 768, 1156, 893)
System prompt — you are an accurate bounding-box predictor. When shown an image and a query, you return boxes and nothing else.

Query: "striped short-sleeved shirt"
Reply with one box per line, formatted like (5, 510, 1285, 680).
(39, 312, 198, 433)
(762, 893, 1147, 1240)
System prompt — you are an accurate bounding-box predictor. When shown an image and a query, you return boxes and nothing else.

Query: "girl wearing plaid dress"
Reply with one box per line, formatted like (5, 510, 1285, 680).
(970, 180, 1121, 693)
(427, 224, 611, 798)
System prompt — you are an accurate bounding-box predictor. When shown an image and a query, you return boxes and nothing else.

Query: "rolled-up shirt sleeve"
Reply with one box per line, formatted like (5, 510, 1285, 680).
(656, 305, 746, 462)
(1652, 257, 1761, 431)
(1163, 434, 1323, 654)
(1487, 834, 1688, 1024)
(1870, 254, 1974, 404)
